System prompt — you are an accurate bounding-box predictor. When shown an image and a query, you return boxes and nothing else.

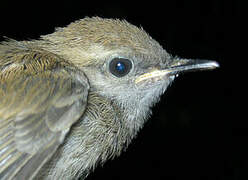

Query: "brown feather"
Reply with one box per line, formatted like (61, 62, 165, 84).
(0, 40, 89, 179)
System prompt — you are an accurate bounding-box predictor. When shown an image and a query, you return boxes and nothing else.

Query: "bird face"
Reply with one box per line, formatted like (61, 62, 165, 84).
(75, 46, 172, 131)
(80, 45, 175, 127)
(42, 17, 218, 131)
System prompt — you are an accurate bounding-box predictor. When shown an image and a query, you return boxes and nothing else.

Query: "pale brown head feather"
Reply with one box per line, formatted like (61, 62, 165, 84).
(40, 17, 164, 67)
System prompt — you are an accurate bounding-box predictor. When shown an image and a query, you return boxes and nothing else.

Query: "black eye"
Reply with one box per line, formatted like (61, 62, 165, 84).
(109, 58, 132, 77)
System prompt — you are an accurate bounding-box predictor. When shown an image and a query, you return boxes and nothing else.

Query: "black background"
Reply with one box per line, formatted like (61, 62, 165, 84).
(0, 0, 244, 179)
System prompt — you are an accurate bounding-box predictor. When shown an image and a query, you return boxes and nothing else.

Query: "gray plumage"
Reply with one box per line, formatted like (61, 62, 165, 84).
(0, 17, 219, 180)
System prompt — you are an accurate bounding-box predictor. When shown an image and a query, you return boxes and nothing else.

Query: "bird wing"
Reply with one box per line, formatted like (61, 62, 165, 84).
(0, 49, 89, 179)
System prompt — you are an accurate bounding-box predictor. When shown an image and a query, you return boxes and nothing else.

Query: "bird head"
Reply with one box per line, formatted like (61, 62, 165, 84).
(41, 17, 219, 132)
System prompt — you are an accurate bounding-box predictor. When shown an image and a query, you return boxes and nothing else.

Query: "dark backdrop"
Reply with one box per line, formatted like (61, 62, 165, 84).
(0, 0, 244, 179)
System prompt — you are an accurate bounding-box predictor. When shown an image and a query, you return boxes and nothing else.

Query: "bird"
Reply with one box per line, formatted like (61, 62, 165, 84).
(0, 17, 219, 180)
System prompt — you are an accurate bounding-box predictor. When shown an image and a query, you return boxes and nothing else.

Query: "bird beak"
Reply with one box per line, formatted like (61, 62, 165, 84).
(135, 59, 219, 84)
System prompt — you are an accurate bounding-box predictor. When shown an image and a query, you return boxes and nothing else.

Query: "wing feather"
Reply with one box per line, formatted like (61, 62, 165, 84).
(0, 48, 89, 179)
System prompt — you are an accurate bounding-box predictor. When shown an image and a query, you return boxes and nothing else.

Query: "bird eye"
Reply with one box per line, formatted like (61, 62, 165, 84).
(109, 58, 132, 77)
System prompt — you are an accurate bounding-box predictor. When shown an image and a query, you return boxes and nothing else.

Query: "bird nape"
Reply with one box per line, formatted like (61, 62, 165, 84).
(0, 17, 219, 180)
